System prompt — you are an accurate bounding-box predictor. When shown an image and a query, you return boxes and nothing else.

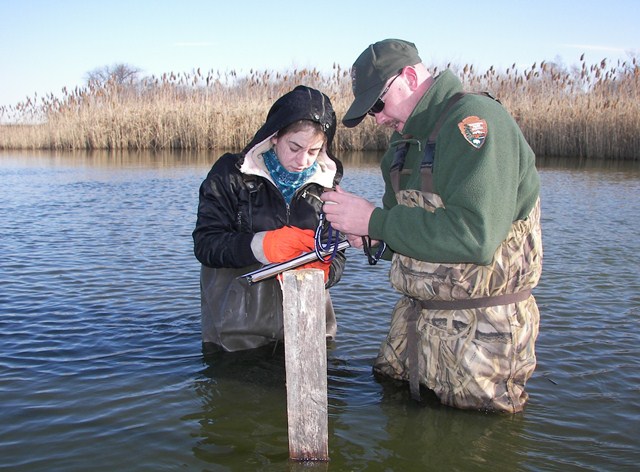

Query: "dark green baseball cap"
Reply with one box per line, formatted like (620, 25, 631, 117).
(342, 39, 422, 128)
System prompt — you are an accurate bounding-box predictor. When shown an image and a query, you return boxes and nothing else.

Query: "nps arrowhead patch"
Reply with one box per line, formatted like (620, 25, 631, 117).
(458, 116, 488, 149)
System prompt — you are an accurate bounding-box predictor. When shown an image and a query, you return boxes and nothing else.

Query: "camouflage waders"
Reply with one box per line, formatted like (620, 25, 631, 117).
(374, 189, 542, 413)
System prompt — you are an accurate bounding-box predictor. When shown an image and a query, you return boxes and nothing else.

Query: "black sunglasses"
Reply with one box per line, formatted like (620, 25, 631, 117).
(367, 74, 401, 116)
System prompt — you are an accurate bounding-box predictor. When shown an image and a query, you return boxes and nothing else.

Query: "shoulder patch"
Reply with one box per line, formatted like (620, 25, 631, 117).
(458, 116, 488, 149)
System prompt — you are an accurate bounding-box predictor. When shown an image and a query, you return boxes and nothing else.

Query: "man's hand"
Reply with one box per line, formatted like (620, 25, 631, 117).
(321, 186, 375, 237)
(347, 234, 364, 248)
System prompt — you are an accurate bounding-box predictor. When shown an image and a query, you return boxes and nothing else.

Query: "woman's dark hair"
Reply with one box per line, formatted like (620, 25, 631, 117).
(275, 120, 326, 141)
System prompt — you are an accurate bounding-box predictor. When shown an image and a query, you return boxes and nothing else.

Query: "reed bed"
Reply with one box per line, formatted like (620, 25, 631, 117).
(1, 56, 638, 159)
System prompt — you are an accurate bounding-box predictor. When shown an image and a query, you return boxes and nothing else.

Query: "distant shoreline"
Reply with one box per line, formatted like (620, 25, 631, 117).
(1, 58, 638, 160)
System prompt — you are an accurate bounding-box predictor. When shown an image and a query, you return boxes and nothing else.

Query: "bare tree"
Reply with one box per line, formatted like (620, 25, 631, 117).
(85, 63, 142, 87)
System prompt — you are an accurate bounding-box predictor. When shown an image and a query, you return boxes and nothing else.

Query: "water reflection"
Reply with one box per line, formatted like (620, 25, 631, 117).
(4, 148, 219, 168)
(191, 343, 528, 470)
(191, 347, 289, 468)
(374, 396, 526, 471)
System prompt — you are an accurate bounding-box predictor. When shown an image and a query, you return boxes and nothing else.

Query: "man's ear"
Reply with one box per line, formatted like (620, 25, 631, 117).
(403, 66, 419, 91)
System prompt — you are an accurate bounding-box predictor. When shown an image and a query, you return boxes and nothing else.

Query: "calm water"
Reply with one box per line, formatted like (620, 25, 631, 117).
(1, 151, 639, 471)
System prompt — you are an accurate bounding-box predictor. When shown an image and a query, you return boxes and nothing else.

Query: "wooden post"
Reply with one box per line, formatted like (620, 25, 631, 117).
(282, 269, 329, 462)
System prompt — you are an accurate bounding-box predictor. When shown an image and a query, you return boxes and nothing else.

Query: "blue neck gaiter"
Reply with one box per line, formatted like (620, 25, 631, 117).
(262, 148, 318, 204)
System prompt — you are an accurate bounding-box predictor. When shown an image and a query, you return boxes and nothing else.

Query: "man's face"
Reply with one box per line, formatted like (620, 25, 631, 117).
(367, 72, 411, 133)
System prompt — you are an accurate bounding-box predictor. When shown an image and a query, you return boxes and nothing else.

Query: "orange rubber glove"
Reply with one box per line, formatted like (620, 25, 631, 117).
(263, 226, 315, 263)
(299, 259, 331, 282)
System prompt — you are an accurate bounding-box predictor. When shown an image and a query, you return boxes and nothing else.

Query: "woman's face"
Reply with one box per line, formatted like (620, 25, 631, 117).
(271, 128, 325, 173)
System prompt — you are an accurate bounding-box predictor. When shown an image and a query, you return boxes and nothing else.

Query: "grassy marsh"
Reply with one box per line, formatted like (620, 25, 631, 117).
(1, 56, 638, 159)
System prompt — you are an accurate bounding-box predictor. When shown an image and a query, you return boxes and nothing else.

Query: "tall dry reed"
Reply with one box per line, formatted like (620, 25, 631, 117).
(1, 56, 638, 159)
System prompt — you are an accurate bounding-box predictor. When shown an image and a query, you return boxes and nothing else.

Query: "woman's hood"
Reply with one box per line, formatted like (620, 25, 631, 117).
(242, 85, 338, 160)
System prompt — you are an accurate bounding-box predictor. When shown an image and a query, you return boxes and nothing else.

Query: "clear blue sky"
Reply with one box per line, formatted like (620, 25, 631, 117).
(1, 0, 638, 108)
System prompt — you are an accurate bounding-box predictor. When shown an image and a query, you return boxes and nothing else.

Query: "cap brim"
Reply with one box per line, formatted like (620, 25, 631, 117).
(341, 83, 385, 128)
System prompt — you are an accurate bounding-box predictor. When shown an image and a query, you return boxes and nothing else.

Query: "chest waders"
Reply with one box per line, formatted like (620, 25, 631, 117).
(376, 93, 543, 413)
(200, 174, 338, 353)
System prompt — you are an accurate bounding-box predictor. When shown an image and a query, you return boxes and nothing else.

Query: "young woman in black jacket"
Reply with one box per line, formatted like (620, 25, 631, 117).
(193, 86, 346, 353)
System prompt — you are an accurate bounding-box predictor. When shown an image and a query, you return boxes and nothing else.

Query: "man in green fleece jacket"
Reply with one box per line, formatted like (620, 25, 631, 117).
(322, 39, 543, 413)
